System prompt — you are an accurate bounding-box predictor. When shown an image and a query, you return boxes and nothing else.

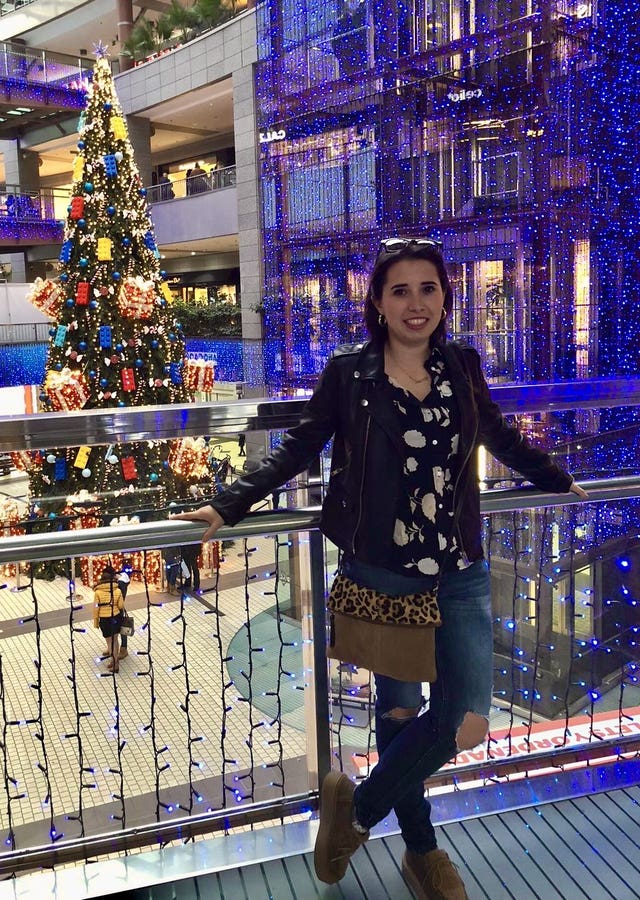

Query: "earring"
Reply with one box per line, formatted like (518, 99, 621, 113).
(377, 312, 386, 327)
(441, 309, 446, 319)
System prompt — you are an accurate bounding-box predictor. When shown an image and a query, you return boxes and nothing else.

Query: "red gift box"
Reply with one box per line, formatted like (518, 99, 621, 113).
(121, 368, 136, 391)
(185, 358, 215, 393)
(78, 550, 163, 589)
(76, 281, 90, 305)
(168, 437, 209, 479)
(44, 368, 90, 411)
(10, 450, 39, 472)
(70, 197, 85, 219)
(121, 456, 138, 481)
(118, 277, 156, 320)
(27, 277, 63, 317)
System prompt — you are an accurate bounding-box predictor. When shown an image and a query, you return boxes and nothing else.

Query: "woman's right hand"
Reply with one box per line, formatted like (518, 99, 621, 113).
(170, 504, 225, 542)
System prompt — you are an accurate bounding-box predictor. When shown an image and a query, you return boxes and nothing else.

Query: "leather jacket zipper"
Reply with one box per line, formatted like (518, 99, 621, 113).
(352, 415, 370, 555)
(450, 417, 479, 565)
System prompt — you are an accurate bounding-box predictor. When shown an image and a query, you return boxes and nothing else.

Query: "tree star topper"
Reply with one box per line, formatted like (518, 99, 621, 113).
(93, 41, 109, 59)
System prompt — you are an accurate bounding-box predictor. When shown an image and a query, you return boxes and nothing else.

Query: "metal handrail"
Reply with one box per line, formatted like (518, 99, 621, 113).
(145, 166, 237, 203)
(0, 476, 638, 565)
(2, 378, 640, 452)
(0, 792, 317, 876)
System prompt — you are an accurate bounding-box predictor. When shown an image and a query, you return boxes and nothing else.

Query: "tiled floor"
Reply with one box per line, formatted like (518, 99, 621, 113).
(0, 534, 312, 845)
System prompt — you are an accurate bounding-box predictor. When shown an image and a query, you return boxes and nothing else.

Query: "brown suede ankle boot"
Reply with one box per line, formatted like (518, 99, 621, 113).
(402, 848, 468, 899)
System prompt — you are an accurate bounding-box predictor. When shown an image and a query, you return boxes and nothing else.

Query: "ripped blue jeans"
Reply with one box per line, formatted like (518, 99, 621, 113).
(342, 557, 493, 854)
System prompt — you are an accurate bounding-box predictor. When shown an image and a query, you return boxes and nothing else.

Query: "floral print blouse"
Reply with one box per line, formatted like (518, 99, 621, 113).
(385, 348, 469, 577)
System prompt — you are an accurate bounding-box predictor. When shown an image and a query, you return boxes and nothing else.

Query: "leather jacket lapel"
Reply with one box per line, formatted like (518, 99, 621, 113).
(442, 343, 478, 460)
(353, 342, 404, 454)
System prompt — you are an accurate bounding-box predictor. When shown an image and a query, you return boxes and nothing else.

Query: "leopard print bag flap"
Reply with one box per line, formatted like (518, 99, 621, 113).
(326, 574, 440, 682)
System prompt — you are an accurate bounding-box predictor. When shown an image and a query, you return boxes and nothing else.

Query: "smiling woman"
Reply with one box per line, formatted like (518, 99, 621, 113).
(373, 257, 446, 397)
(171, 237, 587, 898)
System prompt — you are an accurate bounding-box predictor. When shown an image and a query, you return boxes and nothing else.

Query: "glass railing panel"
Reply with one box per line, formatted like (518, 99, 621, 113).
(0, 396, 639, 869)
(0, 518, 323, 860)
(331, 492, 640, 793)
(145, 167, 237, 204)
(0, 1, 37, 19)
(0, 42, 91, 92)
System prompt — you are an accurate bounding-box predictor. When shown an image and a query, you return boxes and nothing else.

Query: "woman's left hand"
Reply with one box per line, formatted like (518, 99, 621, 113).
(569, 481, 589, 500)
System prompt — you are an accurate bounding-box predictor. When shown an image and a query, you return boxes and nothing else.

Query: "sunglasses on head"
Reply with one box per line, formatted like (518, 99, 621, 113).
(379, 237, 444, 254)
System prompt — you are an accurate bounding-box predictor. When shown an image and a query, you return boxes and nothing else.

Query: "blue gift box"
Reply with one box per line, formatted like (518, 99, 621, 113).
(99, 325, 112, 349)
(103, 154, 118, 176)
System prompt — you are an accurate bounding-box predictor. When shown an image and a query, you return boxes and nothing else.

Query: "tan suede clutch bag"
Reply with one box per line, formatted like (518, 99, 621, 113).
(326, 574, 441, 682)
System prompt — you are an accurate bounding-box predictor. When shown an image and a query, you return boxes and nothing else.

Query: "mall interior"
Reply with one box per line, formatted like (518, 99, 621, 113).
(0, 1, 639, 898)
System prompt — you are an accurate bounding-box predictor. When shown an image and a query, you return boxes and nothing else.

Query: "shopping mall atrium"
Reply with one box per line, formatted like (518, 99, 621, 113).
(0, 1, 638, 897)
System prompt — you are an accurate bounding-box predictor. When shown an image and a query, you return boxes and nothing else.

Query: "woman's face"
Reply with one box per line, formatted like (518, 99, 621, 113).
(374, 258, 445, 350)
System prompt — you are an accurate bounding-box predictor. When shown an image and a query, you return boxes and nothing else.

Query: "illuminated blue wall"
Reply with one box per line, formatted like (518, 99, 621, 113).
(255, 0, 640, 389)
(0, 340, 246, 388)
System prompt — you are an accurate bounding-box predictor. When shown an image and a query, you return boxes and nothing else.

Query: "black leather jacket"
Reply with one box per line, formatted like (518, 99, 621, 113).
(211, 341, 574, 567)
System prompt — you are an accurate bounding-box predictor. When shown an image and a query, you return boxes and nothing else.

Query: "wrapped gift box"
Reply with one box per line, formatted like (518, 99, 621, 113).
(119, 276, 156, 319)
(10, 450, 40, 471)
(168, 437, 209, 479)
(79, 550, 162, 589)
(185, 358, 215, 393)
(27, 278, 63, 317)
(44, 368, 90, 412)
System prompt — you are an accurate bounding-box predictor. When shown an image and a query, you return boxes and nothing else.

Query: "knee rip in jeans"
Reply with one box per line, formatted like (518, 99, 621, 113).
(456, 712, 488, 750)
(383, 706, 420, 722)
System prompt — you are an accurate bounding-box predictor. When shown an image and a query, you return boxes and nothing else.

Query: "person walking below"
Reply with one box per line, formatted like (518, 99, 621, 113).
(171, 238, 588, 898)
(117, 563, 131, 658)
(238, 433, 246, 457)
(93, 565, 125, 673)
(180, 544, 200, 593)
(102, 563, 131, 659)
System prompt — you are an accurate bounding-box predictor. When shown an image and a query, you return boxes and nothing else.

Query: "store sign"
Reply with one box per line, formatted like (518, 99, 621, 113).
(259, 128, 287, 143)
(357, 706, 640, 777)
(448, 87, 483, 102)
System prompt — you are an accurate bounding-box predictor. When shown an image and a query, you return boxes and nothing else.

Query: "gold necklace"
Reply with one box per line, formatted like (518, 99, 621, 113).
(387, 353, 430, 384)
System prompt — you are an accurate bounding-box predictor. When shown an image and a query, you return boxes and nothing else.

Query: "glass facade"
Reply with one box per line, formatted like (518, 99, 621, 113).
(255, 0, 640, 391)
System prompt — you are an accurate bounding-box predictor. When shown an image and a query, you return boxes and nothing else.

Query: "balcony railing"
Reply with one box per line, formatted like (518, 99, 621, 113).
(0, 386, 639, 880)
(0, 320, 50, 344)
(146, 166, 237, 204)
(0, 41, 90, 98)
(0, 183, 65, 244)
(0, 1, 36, 17)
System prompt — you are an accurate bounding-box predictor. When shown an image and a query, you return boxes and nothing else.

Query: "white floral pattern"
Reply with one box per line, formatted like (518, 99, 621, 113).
(406, 456, 418, 473)
(387, 349, 469, 575)
(404, 429, 426, 448)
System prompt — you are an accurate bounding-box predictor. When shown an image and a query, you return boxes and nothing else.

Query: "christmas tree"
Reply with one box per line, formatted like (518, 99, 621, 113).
(22, 48, 212, 572)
